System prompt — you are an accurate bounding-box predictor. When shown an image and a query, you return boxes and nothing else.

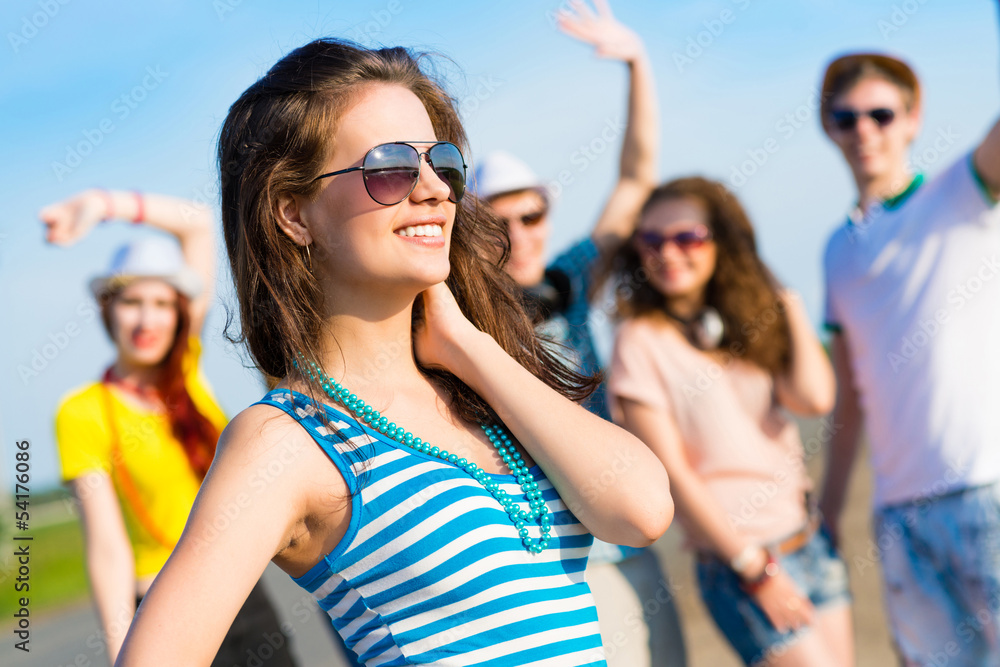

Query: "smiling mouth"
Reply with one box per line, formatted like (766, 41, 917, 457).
(394, 223, 443, 238)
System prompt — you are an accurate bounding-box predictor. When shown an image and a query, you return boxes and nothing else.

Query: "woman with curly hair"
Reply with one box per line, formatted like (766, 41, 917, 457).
(604, 177, 852, 666)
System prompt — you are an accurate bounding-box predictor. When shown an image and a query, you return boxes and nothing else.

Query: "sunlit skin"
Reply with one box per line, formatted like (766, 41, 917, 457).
(489, 189, 550, 287)
(298, 84, 456, 314)
(108, 279, 179, 374)
(825, 77, 920, 207)
(636, 196, 718, 319)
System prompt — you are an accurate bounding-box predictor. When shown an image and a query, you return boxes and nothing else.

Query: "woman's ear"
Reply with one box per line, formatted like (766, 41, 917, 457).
(275, 193, 313, 247)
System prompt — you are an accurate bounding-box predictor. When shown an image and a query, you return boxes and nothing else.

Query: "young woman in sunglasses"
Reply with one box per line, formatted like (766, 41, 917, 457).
(40, 190, 294, 666)
(603, 177, 852, 666)
(115, 38, 673, 666)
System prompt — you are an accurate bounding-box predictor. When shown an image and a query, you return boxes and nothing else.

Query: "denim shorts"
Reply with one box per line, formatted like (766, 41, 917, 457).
(696, 524, 850, 665)
(874, 483, 1000, 666)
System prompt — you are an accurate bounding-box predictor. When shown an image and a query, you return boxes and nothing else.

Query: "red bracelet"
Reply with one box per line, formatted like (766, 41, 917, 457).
(98, 188, 115, 222)
(132, 190, 145, 224)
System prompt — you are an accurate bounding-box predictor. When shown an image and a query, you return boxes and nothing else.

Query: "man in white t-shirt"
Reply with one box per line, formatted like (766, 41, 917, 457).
(816, 26, 1000, 664)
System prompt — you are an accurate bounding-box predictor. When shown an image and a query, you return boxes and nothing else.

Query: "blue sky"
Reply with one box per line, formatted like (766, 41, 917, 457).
(2, 0, 997, 490)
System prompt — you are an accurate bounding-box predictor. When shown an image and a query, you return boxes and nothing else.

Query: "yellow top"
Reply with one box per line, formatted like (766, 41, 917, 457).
(54, 338, 228, 578)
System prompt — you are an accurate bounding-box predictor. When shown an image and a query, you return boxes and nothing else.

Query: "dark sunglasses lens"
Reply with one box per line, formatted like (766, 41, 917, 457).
(673, 231, 707, 248)
(429, 143, 466, 202)
(521, 210, 547, 226)
(364, 144, 419, 205)
(636, 232, 664, 250)
(831, 111, 858, 131)
(870, 108, 895, 126)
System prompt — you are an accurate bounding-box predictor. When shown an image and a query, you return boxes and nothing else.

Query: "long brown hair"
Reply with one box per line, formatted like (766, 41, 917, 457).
(604, 177, 791, 376)
(101, 289, 219, 478)
(218, 38, 594, 424)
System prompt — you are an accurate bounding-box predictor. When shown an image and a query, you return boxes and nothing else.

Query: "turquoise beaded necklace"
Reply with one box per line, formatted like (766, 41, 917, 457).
(297, 357, 552, 553)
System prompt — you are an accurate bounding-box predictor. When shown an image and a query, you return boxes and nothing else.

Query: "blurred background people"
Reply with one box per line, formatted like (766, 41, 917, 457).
(41, 189, 295, 666)
(817, 11, 1000, 663)
(474, 1, 686, 664)
(605, 177, 851, 666)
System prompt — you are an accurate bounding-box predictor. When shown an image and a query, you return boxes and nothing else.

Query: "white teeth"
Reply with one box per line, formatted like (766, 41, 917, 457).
(396, 224, 443, 238)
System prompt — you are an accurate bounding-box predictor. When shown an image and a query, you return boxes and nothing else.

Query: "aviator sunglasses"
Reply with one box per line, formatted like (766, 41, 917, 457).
(635, 225, 714, 253)
(312, 141, 468, 206)
(828, 107, 897, 132)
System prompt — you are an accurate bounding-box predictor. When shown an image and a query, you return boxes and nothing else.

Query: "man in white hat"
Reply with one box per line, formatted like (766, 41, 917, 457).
(817, 10, 1000, 661)
(475, 4, 686, 667)
(474, 1, 658, 423)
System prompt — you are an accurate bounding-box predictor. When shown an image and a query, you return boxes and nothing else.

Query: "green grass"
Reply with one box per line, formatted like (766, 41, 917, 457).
(1, 502, 90, 618)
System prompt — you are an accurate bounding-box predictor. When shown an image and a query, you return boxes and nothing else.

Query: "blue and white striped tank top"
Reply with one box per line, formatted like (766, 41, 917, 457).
(257, 389, 606, 666)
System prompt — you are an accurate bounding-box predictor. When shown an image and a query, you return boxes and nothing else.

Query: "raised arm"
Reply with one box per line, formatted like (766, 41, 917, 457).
(69, 474, 137, 666)
(116, 408, 347, 665)
(39, 189, 217, 335)
(972, 1, 1000, 199)
(416, 282, 672, 547)
(773, 289, 837, 416)
(817, 332, 864, 545)
(557, 0, 659, 251)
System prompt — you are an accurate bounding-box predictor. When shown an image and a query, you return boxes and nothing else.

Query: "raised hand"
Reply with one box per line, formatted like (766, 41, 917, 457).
(556, 0, 645, 63)
(39, 188, 109, 246)
(413, 281, 482, 377)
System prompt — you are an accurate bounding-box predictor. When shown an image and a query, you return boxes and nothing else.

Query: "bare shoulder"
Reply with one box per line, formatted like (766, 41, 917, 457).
(211, 402, 349, 500)
(211, 402, 353, 574)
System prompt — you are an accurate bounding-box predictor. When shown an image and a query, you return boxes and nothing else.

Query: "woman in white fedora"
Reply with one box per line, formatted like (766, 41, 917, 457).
(41, 189, 295, 667)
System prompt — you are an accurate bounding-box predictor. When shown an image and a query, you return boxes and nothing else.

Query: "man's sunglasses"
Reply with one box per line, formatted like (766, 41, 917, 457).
(500, 208, 548, 227)
(828, 108, 897, 132)
(312, 141, 467, 206)
(635, 225, 713, 252)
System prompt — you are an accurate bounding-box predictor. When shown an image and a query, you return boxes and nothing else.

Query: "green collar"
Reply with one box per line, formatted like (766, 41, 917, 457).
(882, 173, 924, 210)
(847, 173, 924, 227)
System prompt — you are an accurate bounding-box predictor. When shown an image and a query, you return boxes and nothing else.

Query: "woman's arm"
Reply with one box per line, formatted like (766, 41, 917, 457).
(773, 289, 837, 416)
(116, 406, 347, 665)
(416, 283, 672, 547)
(69, 473, 136, 666)
(557, 0, 659, 252)
(617, 396, 813, 633)
(817, 332, 864, 546)
(39, 189, 216, 334)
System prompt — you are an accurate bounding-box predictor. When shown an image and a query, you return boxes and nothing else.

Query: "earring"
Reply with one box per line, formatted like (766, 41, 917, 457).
(303, 243, 313, 273)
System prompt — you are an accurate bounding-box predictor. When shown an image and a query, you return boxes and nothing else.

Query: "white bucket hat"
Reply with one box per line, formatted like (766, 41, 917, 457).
(473, 151, 549, 202)
(89, 236, 202, 299)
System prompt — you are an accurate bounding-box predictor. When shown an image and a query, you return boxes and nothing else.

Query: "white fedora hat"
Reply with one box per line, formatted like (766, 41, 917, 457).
(89, 236, 202, 299)
(473, 151, 548, 202)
